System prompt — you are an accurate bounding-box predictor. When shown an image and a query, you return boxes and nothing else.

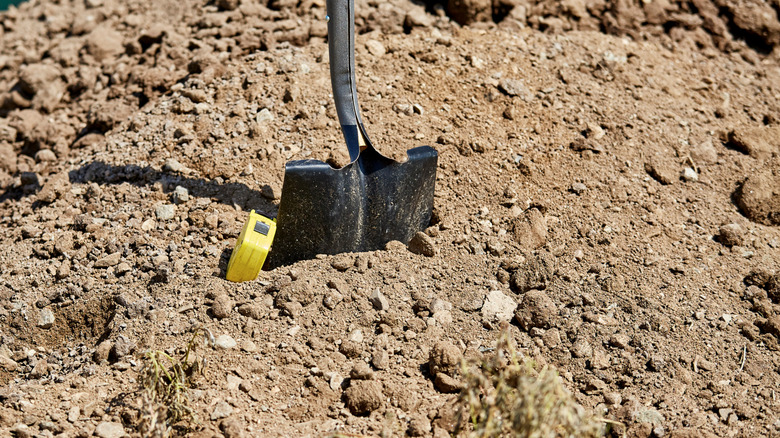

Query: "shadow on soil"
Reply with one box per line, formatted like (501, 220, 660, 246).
(64, 161, 279, 217)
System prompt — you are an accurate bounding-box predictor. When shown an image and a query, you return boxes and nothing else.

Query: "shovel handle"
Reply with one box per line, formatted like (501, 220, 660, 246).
(327, 0, 371, 162)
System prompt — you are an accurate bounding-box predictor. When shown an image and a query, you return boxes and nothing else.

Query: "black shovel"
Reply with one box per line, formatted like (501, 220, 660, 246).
(265, 0, 438, 268)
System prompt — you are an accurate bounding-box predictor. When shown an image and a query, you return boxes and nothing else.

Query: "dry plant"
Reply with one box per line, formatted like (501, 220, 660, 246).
(457, 333, 609, 438)
(137, 327, 215, 437)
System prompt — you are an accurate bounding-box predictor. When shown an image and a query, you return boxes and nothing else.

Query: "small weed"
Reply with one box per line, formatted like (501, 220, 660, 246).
(137, 327, 215, 437)
(457, 333, 609, 438)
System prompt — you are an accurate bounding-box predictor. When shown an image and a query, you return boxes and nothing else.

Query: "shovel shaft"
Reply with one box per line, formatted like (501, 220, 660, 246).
(327, 0, 371, 161)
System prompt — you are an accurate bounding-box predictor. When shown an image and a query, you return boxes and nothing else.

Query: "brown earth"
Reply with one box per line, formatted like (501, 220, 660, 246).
(0, 0, 780, 437)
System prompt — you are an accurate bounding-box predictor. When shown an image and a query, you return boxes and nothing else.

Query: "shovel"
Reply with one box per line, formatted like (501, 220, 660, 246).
(265, 0, 438, 268)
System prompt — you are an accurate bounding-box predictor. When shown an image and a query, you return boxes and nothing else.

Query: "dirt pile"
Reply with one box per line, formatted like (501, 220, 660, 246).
(0, 0, 779, 437)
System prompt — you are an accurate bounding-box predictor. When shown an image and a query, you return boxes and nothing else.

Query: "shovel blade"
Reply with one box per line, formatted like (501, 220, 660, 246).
(266, 145, 437, 268)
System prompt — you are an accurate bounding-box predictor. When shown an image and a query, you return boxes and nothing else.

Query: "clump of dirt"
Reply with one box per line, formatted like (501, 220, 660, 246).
(0, 0, 779, 437)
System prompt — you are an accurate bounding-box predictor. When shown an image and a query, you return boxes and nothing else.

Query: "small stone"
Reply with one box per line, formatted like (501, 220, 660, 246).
(570, 339, 593, 358)
(37, 308, 55, 329)
(633, 408, 664, 426)
(67, 406, 80, 423)
(173, 186, 189, 204)
(348, 329, 364, 343)
(405, 7, 434, 27)
(350, 362, 374, 380)
(413, 104, 424, 115)
(408, 232, 437, 257)
(681, 167, 698, 182)
(163, 159, 183, 172)
(481, 290, 517, 323)
(85, 26, 124, 61)
(344, 380, 383, 415)
(735, 163, 780, 226)
(211, 401, 233, 420)
(510, 253, 554, 292)
(29, 359, 49, 378)
(365, 39, 386, 56)
(328, 372, 344, 390)
(717, 223, 744, 247)
(514, 290, 557, 330)
(211, 295, 234, 319)
(429, 298, 453, 314)
(429, 341, 461, 376)
(512, 208, 547, 250)
(369, 289, 389, 311)
(35, 149, 56, 162)
(94, 252, 121, 268)
(155, 204, 176, 220)
(215, 334, 237, 349)
(571, 182, 587, 194)
(434, 372, 464, 393)
(645, 159, 676, 185)
(115, 262, 131, 276)
(604, 392, 622, 405)
(239, 340, 257, 353)
(498, 79, 528, 97)
(371, 350, 390, 370)
(260, 184, 279, 200)
(93, 340, 112, 363)
(408, 416, 433, 437)
(217, 0, 240, 10)
(256, 108, 274, 124)
(110, 335, 135, 360)
(609, 333, 631, 349)
(94, 421, 125, 438)
(330, 253, 354, 271)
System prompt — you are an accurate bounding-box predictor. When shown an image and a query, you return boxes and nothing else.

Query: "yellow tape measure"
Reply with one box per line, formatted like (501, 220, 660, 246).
(226, 210, 276, 282)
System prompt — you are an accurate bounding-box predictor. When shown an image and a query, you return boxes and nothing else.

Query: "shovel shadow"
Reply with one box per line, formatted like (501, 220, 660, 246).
(66, 161, 278, 216)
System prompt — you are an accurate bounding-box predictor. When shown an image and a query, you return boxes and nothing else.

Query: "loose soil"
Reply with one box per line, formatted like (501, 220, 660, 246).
(0, 0, 779, 437)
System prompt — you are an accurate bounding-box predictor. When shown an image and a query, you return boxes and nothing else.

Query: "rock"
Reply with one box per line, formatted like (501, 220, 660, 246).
(328, 372, 344, 390)
(256, 108, 274, 124)
(609, 333, 631, 349)
(163, 159, 183, 172)
(215, 334, 237, 349)
(68, 406, 80, 423)
(211, 295, 234, 319)
(691, 139, 718, 163)
(498, 79, 529, 97)
(34, 149, 56, 162)
(447, 0, 492, 25)
(155, 204, 176, 220)
(735, 162, 780, 226)
(429, 341, 461, 376)
(110, 335, 135, 360)
(604, 392, 622, 405)
(728, 126, 780, 161)
(571, 182, 587, 194)
(408, 231, 437, 257)
(365, 39, 386, 56)
(94, 421, 125, 438)
(29, 359, 49, 378)
(645, 159, 676, 185)
(219, 418, 246, 438)
(18, 63, 65, 112)
(369, 289, 389, 311)
(330, 253, 354, 271)
(680, 167, 698, 182)
(633, 408, 664, 426)
(716, 223, 745, 247)
(512, 208, 547, 250)
(371, 350, 390, 370)
(237, 303, 265, 320)
(514, 290, 557, 330)
(408, 416, 433, 437)
(217, 0, 240, 10)
(173, 186, 189, 204)
(94, 340, 112, 363)
(481, 290, 517, 323)
(350, 362, 374, 380)
(95, 252, 121, 268)
(434, 372, 464, 393)
(211, 401, 233, 420)
(344, 380, 383, 415)
(570, 339, 593, 358)
(339, 340, 363, 358)
(37, 173, 71, 203)
(429, 298, 453, 314)
(510, 253, 554, 293)
(37, 308, 55, 329)
(85, 25, 125, 61)
(405, 6, 433, 27)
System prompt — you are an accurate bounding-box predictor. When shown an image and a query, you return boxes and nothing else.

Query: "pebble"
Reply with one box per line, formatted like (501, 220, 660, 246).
(369, 289, 389, 311)
(514, 290, 557, 330)
(163, 158, 182, 172)
(256, 108, 274, 124)
(115, 262, 131, 275)
(408, 231, 437, 257)
(330, 253, 354, 271)
(350, 362, 374, 380)
(571, 182, 587, 194)
(211, 401, 233, 420)
(371, 350, 390, 370)
(429, 298, 452, 314)
(604, 392, 622, 405)
(570, 339, 593, 358)
(239, 339, 257, 353)
(155, 204, 176, 220)
(215, 334, 237, 349)
(173, 186, 189, 204)
(211, 295, 234, 319)
(681, 167, 698, 182)
(480, 290, 517, 323)
(35, 149, 56, 162)
(365, 39, 386, 56)
(328, 372, 344, 390)
(37, 308, 55, 329)
(645, 159, 676, 185)
(94, 421, 125, 438)
(67, 406, 80, 423)
(433, 310, 453, 325)
(498, 79, 528, 97)
(94, 252, 121, 268)
(111, 335, 135, 360)
(717, 223, 744, 247)
(348, 329, 364, 343)
(609, 333, 631, 349)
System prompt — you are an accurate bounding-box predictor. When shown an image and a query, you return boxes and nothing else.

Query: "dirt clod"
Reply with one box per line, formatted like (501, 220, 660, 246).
(344, 380, 384, 415)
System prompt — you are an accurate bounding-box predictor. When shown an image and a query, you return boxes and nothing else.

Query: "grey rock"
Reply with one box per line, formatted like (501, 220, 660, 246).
(369, 289, 389, 311)
(37, 308, 55, 329)
(408, 232, 437, 257)
(94, 421, 125, 438)
(215, 334, 237, 349)
(155, 204, 176, 220)
(211, 401, 233, 420)
(481, 290, 517, 323)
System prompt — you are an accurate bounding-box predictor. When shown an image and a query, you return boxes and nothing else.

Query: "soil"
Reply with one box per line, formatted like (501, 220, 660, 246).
(0, 0, 779, 437)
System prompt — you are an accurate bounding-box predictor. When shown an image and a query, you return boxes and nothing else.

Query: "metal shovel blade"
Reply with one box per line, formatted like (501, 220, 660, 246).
(266, 145, 437, 268)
